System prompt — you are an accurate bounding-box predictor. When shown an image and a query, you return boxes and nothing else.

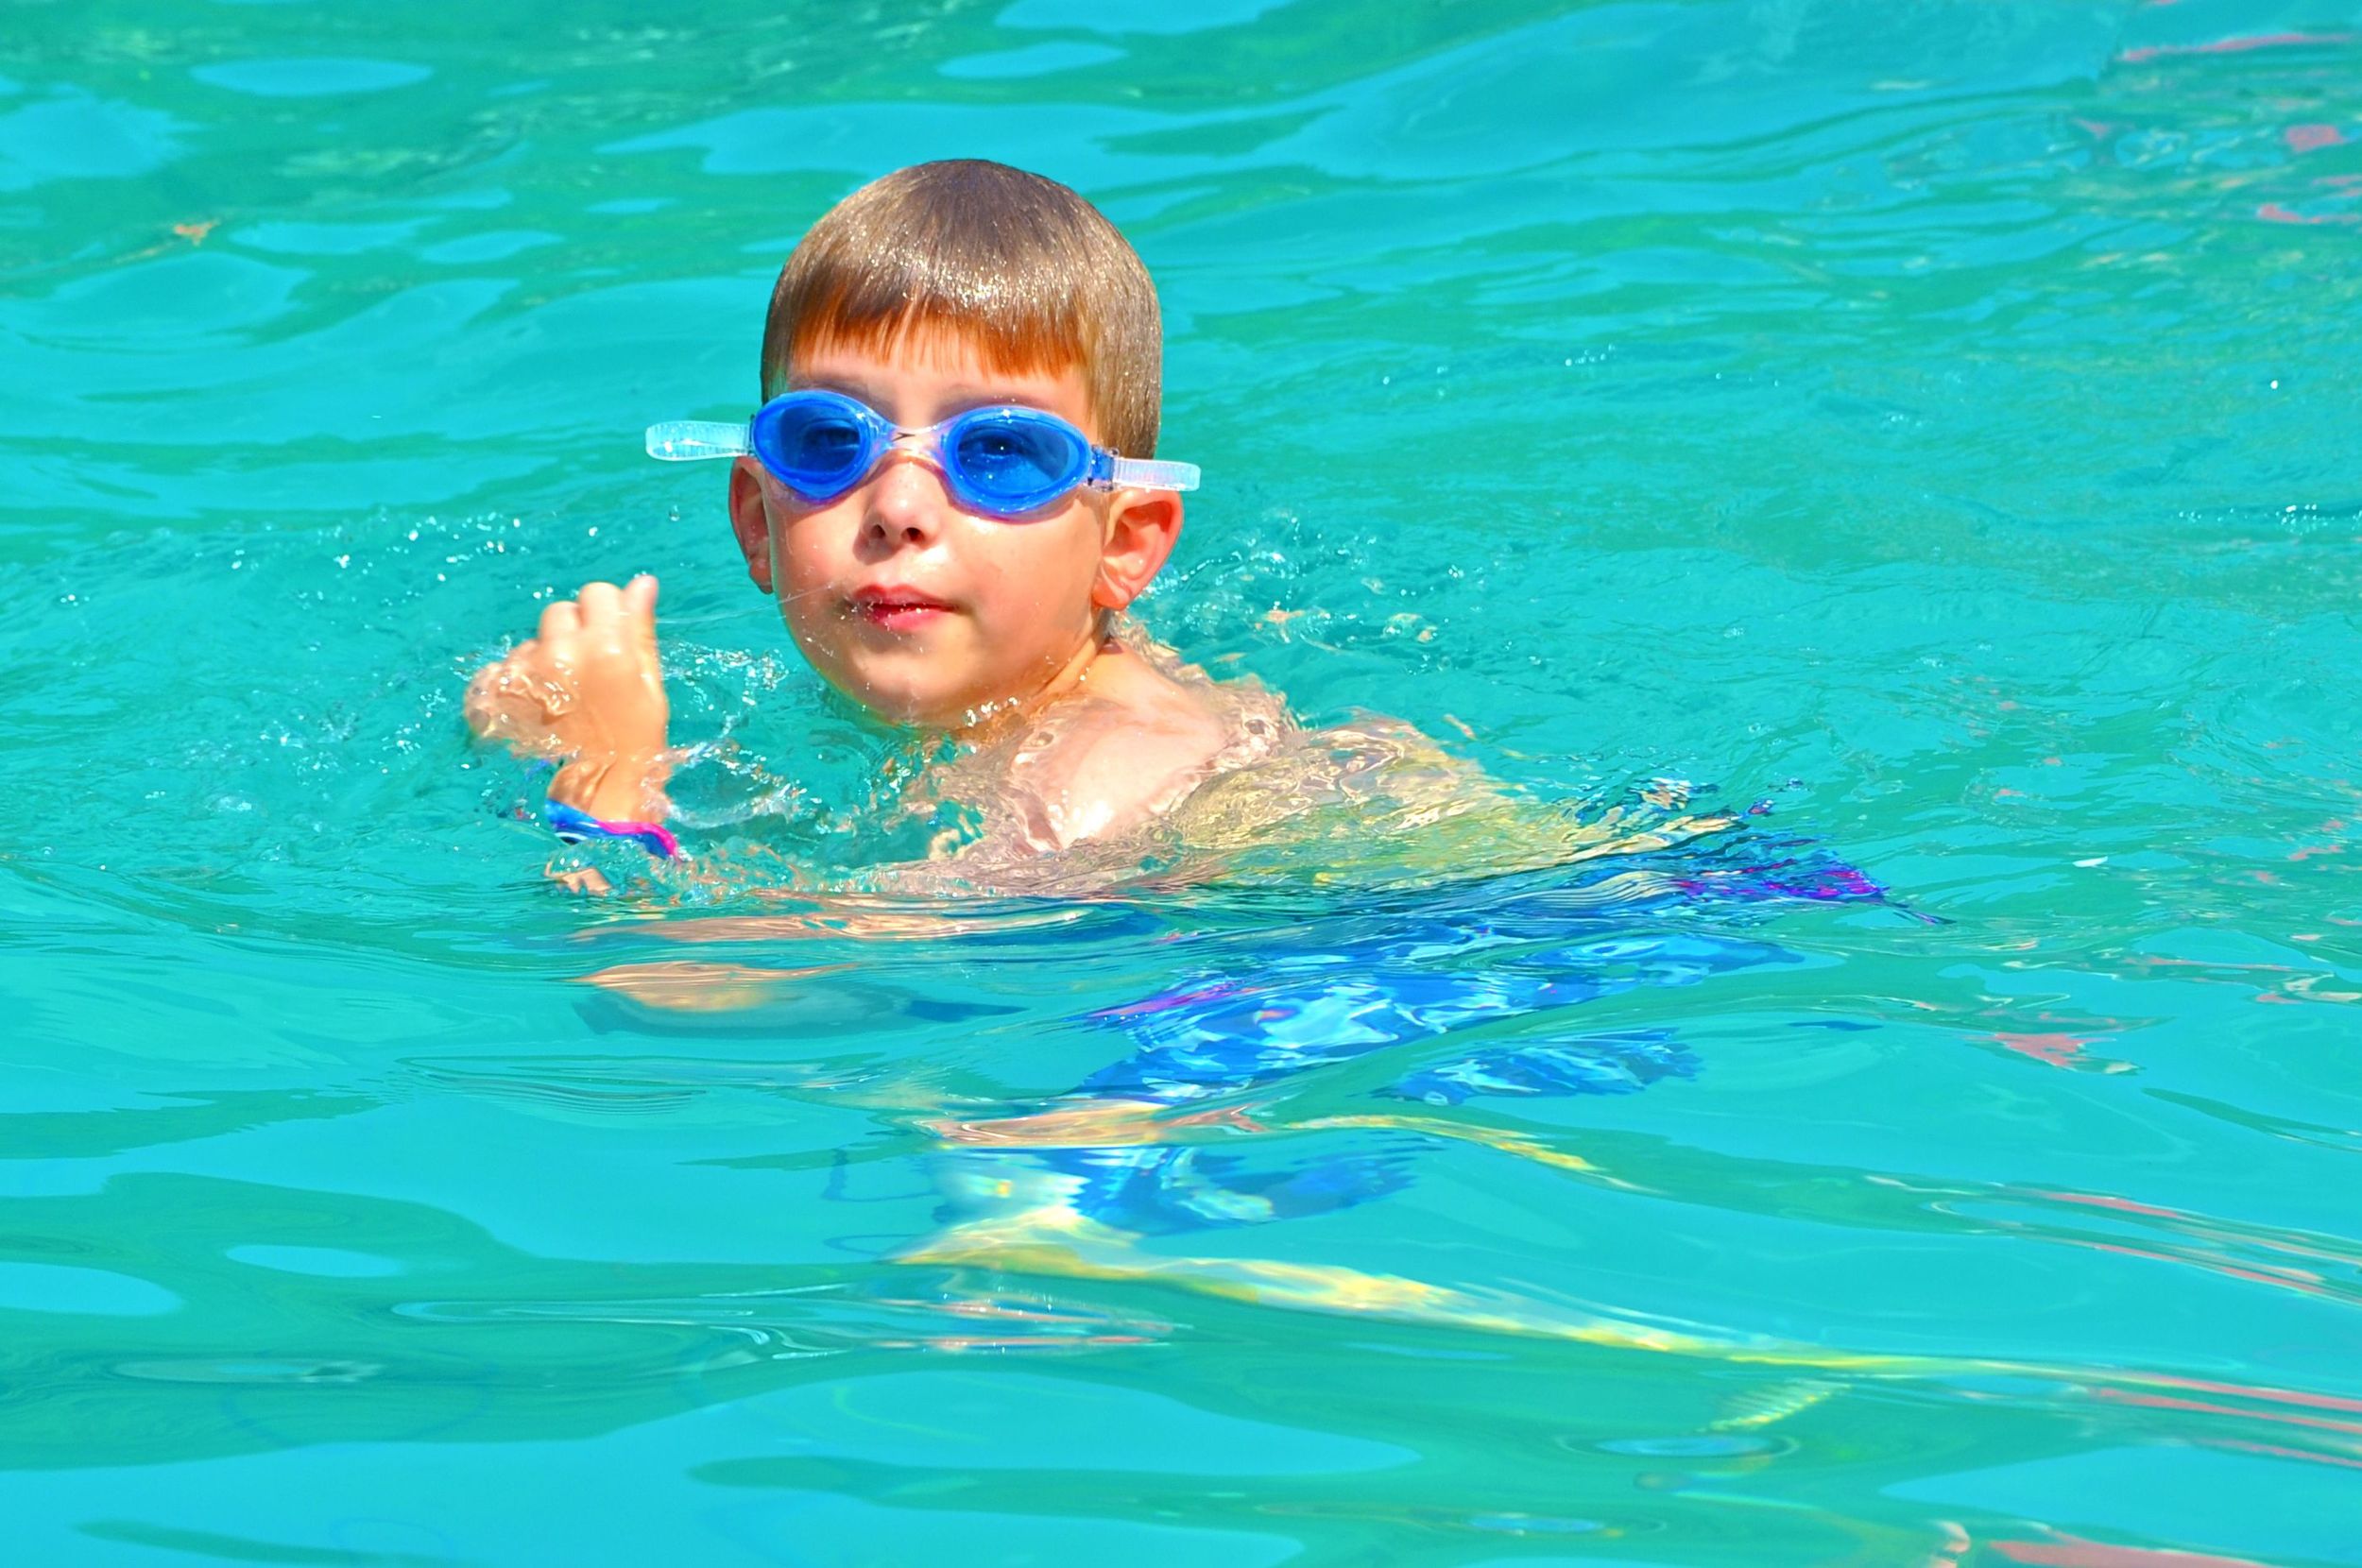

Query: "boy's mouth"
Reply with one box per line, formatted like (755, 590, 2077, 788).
(847, 585, 955, 632)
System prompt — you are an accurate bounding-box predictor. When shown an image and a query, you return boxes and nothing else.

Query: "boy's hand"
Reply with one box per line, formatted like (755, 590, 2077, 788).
(466, 574, 671, 821)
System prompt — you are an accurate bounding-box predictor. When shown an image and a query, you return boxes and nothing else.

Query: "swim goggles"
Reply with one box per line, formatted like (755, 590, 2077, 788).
(645, 391, 1199, 520)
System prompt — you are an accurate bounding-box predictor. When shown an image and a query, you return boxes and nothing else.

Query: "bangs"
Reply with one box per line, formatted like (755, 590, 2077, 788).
(775, 256, 1094, 395)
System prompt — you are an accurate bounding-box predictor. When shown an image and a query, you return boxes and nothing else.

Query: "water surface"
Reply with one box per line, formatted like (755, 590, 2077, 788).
(5, 1, 2360, 1563)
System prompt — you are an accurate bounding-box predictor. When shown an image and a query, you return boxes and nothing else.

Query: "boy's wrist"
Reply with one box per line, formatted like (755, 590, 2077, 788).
(549, 752, 672, 825)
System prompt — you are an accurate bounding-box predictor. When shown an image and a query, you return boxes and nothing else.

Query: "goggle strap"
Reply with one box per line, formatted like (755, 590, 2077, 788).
(1104, 456, 1201, 493)
(645, 421, 752, 462)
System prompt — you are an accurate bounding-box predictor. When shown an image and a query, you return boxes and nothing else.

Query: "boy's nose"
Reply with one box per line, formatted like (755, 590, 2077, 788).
(862, 451, 948, 543)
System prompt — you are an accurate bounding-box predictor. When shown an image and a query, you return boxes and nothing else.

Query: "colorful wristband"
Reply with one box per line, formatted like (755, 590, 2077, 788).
(545, 799, 682, 861)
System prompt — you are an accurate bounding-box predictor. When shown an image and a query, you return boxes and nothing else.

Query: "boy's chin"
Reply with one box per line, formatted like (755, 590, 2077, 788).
(791, 631, 956, 727)
(832, 667, 986, 730)
(810, 632, 1070, 731)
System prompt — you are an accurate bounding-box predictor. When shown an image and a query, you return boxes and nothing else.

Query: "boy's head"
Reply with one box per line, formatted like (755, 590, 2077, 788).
(760, 159, 1162, 459)
(727, 162, 1186, 729)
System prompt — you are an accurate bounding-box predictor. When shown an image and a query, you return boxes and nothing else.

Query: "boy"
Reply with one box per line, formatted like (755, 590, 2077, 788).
(465, 160, 1283, 869)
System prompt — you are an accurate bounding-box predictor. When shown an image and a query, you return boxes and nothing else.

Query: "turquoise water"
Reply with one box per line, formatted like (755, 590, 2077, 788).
(7, 0, 2362, 1561)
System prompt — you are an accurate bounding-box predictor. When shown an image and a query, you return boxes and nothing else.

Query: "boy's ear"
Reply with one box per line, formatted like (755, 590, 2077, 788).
(727, 458, 775, 594)
(1091, 488, 1184, 613)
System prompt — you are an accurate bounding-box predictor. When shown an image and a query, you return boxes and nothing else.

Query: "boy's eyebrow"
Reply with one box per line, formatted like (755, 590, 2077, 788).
(935, 382, 1059, 408)
(787, 372, 1062, 413)
(789, 367, 884, 400)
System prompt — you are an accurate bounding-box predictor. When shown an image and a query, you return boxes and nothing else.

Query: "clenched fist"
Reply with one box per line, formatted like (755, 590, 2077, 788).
(466, 574, 671, 821)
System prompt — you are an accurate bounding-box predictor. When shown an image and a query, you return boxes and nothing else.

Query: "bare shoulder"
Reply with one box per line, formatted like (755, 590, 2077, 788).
(919, 630, 1292, 863)
(1011, 622, 1316, 847)
(1031, 657, 1237, 844)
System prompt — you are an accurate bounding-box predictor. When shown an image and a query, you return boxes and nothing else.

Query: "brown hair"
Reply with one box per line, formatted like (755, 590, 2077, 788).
(760, 161, 1164, 457)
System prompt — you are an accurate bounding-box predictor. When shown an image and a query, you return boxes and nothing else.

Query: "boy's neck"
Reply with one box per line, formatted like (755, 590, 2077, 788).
(953, 622, 1116, 741)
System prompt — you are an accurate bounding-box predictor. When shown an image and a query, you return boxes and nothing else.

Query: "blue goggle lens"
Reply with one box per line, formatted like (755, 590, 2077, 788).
(948, 410, 1088, 513)
(760, 398, 876, 500)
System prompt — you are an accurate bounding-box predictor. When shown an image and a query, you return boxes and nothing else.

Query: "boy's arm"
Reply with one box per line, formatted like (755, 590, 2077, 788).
(465, 574, 673, 824)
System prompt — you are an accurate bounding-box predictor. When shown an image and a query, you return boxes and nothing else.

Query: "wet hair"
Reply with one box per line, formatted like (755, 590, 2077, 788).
(759, 161, 1164, 458)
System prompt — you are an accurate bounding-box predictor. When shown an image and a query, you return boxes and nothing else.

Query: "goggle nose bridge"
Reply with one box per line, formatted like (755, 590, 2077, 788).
(864, 436, 953, 494)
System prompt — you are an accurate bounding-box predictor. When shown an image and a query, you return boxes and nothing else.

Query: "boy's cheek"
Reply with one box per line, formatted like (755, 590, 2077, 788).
(770, 519, 839, 602)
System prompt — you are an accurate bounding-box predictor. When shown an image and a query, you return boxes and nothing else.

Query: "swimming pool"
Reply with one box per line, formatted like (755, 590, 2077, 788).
(5, 0, 2360, 1561)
